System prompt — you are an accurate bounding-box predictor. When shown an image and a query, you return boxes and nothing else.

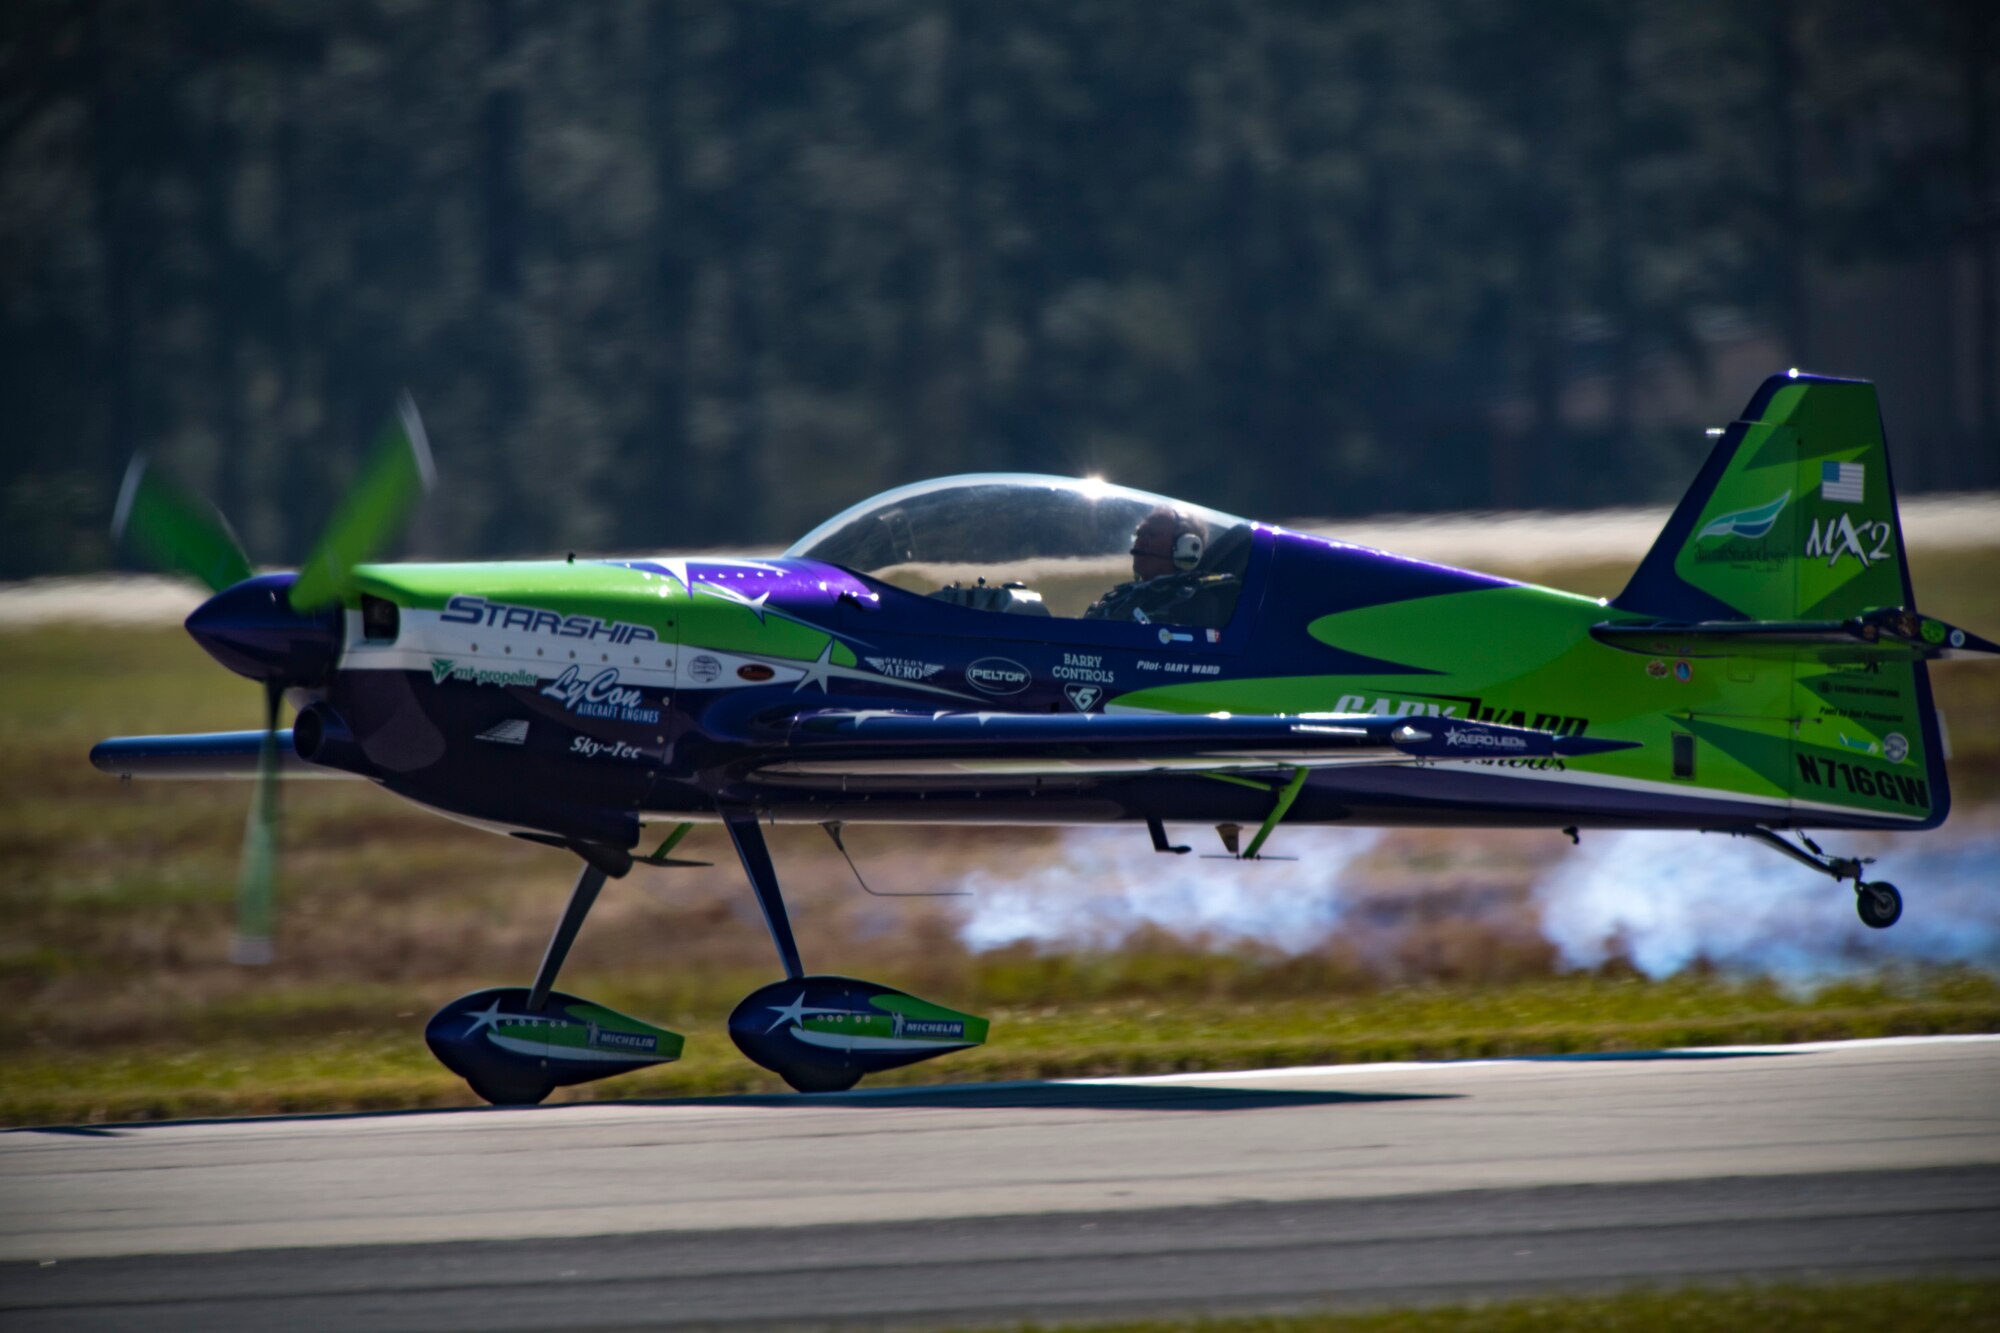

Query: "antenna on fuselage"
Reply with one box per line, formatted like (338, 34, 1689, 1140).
(820, 822, 971, 898)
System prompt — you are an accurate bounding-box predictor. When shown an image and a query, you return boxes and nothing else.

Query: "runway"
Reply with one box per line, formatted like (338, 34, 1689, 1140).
(4, 1035, 1997, 1329)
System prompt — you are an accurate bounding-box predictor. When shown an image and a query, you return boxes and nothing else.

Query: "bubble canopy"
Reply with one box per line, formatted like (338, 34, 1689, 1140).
(786, 474, 1255, 624)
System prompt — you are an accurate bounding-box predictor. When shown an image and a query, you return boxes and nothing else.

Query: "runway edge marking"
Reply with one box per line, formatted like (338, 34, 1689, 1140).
(1064, 1032, 2000, 1086)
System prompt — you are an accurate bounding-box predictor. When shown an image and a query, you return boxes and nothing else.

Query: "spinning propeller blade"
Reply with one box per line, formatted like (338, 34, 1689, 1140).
(111, 454, 255, 593)
(289, 393, 435, 610)
(113, 395, 434, 964)
(231, 681, 284, 966)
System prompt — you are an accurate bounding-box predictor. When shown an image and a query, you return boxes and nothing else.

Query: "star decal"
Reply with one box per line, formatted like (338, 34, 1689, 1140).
(783, 639, 989, 702)
(764, 991, 873, 1033)
(464, 998, 510, 1037)
(698, 580, 773, 622)
(793, 640, 838, 693)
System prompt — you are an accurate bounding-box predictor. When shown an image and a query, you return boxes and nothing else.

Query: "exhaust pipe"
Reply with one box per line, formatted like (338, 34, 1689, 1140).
(292, 703, 375, 778)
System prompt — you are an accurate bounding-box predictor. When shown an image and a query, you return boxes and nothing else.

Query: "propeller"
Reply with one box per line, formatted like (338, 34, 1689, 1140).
(290, 393, 435, 611)
(233, 681, 283, 965)
(114, 397, 435, 964)
(111, 456, 255, 594)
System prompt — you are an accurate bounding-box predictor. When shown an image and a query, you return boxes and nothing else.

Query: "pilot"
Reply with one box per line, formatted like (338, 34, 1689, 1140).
(1084, 506, 1238, 626)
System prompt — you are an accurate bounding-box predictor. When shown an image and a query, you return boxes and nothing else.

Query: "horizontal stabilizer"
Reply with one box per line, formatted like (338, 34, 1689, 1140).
(89, 731, 352, 780)
(1593, 608, 1998, 662)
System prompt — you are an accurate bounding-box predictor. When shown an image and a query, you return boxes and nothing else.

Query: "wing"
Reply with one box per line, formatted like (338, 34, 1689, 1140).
(734, 709, 1636, 783)
(89, 731, 351, 780)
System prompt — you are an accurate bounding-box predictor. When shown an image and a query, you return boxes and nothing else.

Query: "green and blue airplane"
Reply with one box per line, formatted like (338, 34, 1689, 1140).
(92, 371, 1997, 1102)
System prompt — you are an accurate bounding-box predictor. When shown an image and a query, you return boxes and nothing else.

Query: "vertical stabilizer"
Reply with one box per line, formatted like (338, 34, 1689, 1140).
(1615, 372, 1912, 623)
(1616, 372, 1947, 829)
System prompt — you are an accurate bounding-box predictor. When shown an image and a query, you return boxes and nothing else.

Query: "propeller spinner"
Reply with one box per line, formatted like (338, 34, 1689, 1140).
(112, 396, 434, 964)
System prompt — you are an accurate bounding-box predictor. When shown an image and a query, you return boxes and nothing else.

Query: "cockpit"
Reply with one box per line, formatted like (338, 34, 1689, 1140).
(785, 474, 1256, 630)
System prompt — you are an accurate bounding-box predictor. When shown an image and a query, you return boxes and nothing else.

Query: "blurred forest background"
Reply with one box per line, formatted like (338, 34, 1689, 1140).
(3, 0, 1997, 580)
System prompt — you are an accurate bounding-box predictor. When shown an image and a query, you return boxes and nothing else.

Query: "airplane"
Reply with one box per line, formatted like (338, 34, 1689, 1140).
(91, 371, 1997, 1104)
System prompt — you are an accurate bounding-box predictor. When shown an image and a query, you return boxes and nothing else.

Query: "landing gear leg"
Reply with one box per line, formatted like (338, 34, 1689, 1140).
(427, 842, 682, 1108)
(724, 811, 804, 980)
(473, 849, 628, 1105)
(1718, 827, 1901, 930)
(525, 861, 611, 1015)
(725, 811, 859, 1092)
(719, 813, 991, 1094)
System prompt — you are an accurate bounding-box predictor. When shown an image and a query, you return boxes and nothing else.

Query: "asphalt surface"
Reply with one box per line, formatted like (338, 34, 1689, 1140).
(4, 1036, 1997, 1329)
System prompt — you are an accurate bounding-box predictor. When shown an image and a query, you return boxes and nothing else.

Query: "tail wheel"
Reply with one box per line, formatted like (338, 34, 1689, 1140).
(1856, 882, 1903, 930)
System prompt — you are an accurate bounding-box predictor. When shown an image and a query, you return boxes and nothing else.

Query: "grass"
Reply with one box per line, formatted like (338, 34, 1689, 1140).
(9, 968, 1996, 1125)
(2, 545, 1996, 1125)
(967, 1279, 2000, 1332)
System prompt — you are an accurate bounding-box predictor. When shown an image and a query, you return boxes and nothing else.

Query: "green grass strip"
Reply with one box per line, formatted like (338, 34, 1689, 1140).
(969, 1278, 2000, 1332)
(9, 974, 1996, 1127)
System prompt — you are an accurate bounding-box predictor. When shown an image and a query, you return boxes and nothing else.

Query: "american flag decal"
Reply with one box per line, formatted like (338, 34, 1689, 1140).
(1820, 460, 1865, 503)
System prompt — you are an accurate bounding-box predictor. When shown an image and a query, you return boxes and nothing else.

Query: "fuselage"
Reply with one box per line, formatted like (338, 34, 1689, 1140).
(305, 520, 1936, 849)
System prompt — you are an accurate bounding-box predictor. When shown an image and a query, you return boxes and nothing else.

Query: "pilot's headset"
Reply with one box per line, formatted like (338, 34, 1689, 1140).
(1130, 507, 1207, 578)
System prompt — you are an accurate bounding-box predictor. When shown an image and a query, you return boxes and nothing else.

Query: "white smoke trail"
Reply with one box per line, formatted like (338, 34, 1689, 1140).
(957, 825, 1383, 951)
(1536, 829, 2000, 980)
